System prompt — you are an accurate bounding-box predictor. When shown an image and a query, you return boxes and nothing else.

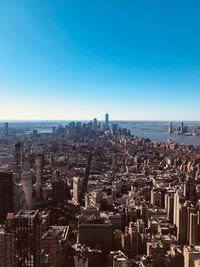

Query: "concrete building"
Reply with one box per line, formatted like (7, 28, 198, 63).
(74, 256, 89, 267)
(194, 259, 200, 267)
(52, 170, 65, 204)
(14, 210, 41, 267)
(14, 142, 23, 173)
(78, 216, 113, 252)
(151, 189, 163, 208)
(41, 226, 69, 267)
(73, 177, 82, 204)
(21, 160, 32, 209)
(13, 182, 26, 214)
(36, 154, 43, 200)
(165, 191, 175, 223)
(189, 213, 198, 245)
(177, 204, 187, 245)
(110, 251, 128, 267)
(0, 167, 13, 222)
(129, 222, 138, 257)
(0, 226, 14, 267)
(184, 246, 200, 267)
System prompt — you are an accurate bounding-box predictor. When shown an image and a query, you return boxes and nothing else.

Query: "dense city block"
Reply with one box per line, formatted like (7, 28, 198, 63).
(1, 117, 200, 267)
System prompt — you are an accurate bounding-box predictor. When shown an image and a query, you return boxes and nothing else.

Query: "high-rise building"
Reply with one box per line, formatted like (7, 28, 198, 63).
(129, 222, 138, 257)
(36, 154, 43, 200)
(151, 188, 163, 208)
(73, 177, 82, 204)
(14, 142, 23, 173)
(177, 204, 187, 245)
(0, 225, 14, 267)
(105, 113, 109, 127)
(41, 226, 69, 267)
(93, 118, 98, 126)
(189, 213, 198, 245)
(4, 122, 9, 136)
(78, 215, 113, 252)
(14, 210, 41, 267)
(52, 170, 66, 204)
(165, 191, 175, 223)
(21, 160, 32, 210)
(169, 122, 173, 133)
(181, 121, 184, 134)
(0, 167, 13, 222)
(173, 191, 180, 226)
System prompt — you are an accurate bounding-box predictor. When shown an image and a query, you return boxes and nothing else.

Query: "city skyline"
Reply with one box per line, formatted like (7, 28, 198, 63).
(1, 1, 200, 120)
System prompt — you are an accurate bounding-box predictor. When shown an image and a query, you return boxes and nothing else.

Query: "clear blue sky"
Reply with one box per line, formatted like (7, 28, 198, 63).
(0, 0, 200, 120)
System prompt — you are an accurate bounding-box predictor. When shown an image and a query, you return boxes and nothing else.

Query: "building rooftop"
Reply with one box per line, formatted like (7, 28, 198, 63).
(42, 226, 69, 241)
(15, 210, 39, 219)
(0, 164, 13, 174)
(185, 245, 200, 253)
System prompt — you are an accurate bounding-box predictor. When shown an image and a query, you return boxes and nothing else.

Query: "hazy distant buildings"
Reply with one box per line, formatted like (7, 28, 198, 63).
(33, 129, 38, 136)
(52, 126, 57, 134)
(4, 122, 8, 136)
(93, 118, 98, 126)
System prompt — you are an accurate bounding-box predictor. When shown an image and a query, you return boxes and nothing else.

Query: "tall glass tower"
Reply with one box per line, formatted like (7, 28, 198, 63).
(105, 113, 109, 127)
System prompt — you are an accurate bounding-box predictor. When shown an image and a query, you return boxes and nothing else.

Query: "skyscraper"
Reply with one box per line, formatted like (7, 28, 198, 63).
(177, 204, 187, 245)
(73, 177, 82, 204)
(0, 167, 13, 222)
(0, 225, 14, 267)
(14, 142, 24, 174)
(189, 213, 198, 245)
(14, 210, 41, 267)
(21, 160, 33, 210)
(169, 122, 173, 133)
(181, 121, 184, 134)
(105, 113, 109, 127)
(36, 154, 43, 200)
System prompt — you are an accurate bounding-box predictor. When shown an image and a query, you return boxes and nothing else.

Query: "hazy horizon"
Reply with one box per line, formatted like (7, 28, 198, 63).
(1, 119, 200, 123)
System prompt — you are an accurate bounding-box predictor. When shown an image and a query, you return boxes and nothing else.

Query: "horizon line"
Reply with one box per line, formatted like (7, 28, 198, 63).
(0, 119, 200, 122)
